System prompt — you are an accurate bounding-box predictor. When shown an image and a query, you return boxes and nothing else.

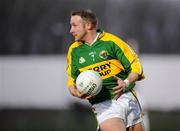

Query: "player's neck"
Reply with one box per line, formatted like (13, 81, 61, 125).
(83, 30, 97, 45)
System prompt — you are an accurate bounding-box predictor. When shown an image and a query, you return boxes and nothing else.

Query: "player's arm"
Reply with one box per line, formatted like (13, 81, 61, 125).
(113, 72, 140, 99)
(124, 72, 140, 85)
(112, 38, 144, 99)
(67, 64, 91, 99)
(67, 43, 100, 100)
(66, 44, 91, 99)
(66, 43, 81, 98)
(113, 72, 140, 96)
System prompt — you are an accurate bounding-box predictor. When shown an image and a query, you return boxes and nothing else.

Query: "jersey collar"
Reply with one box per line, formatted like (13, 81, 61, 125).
(77, 29, 105, 45)
(85, 32, 100, 46)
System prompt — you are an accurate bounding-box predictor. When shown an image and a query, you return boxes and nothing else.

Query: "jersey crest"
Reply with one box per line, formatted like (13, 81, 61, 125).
(99, 50, 109, 59)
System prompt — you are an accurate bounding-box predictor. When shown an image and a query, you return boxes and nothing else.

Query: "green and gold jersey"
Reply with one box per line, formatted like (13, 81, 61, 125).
(67, 29, 144, 104)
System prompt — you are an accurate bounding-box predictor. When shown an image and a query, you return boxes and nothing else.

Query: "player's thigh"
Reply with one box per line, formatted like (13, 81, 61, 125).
(127, 122, 144, 131)
(100, 117, 126, 131)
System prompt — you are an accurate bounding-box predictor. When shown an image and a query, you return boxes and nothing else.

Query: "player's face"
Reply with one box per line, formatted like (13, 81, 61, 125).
(70, 15, 87, 41)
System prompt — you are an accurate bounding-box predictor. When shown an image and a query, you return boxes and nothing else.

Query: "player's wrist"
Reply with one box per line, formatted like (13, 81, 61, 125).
(123, 79, 130, 92)
(124, 79, 130, 87)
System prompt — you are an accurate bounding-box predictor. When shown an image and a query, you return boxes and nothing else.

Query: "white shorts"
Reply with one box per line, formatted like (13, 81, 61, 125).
(92, 91, 143, 127)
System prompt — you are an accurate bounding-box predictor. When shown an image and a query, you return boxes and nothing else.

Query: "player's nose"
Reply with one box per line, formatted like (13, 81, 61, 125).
(70, 27, 74, 34)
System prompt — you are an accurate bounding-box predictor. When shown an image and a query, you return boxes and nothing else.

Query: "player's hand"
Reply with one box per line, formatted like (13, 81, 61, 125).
(81, 94, 95, 100)
(68, 85, 83, 98)
(68, 85, 94, 100)
(113, 76, 126, 100)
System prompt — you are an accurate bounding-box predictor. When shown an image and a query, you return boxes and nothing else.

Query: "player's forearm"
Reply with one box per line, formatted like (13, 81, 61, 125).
(124, 72, 140, 86)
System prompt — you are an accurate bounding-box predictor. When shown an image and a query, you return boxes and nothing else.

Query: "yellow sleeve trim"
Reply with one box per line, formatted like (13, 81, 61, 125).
(66, 42, 82, 87)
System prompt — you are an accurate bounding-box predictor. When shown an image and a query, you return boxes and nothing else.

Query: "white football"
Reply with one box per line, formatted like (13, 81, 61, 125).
(76, 70, 102, 96)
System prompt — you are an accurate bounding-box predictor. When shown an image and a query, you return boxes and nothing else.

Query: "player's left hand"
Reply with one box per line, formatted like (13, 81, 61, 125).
(113, 76, 126, 100)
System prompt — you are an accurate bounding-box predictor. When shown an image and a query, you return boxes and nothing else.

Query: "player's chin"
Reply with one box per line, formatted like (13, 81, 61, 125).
(75, 35, 84, 41)
(74, 36, 80, 41)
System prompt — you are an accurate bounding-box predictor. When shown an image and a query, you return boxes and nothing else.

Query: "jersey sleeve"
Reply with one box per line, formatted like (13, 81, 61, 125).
(66, 42, 81, 87)
(112, 37, 145, 80)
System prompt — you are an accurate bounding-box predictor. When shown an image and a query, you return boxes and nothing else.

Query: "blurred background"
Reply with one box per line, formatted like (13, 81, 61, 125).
(0, 0, 180, 130)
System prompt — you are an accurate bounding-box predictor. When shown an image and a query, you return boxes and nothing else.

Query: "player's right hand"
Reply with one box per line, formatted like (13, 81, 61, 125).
(68, 85, 94, 100)
(68, 85, 82, 98)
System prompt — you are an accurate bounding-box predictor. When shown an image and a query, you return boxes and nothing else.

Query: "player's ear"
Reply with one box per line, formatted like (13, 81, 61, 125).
(86, 21, 93, 30)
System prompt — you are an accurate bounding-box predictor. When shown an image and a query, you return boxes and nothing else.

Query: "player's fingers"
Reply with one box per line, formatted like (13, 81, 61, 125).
(79, 92, 89, 99)
(113, 75, 120, 80)
(114, 92, 123, 100)
(113, 88, 123, 94)
(114, 94, 120, 100)
(71, 90, 78, 97)
(113, 85, 125, 92)
(113, 75, 123, 81)
(85, 95, 94, 100)
(76, 90, 84, 98)
(113, 85, 121, 90)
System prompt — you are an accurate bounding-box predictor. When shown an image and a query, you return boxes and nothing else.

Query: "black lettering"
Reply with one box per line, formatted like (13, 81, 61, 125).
(99, 69, 111, 76)
(105, 63, 111, 68)
(90, 62, 111, 73)
(99, 72, 104, 76)
(86, 82, 97, 96)
(93, 66, 100, 72)
(107, 69, 111, 74)
(100, 64, 106, 70)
